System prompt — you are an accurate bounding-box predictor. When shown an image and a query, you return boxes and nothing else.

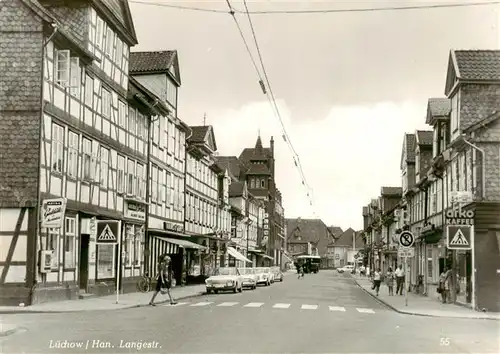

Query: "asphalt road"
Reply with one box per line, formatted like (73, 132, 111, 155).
(1, 270, 498, 353)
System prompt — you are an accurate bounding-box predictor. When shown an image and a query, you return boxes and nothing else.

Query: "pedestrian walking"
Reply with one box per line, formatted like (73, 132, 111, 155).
(372, 268, 382, 296)
(149, 255, 177, 306)
(385, 267, 395, 295)
(395, 265, 405, 295)
(438, 267, 452, 304)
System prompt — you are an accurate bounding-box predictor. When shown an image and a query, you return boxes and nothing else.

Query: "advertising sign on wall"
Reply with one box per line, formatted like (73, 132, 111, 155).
(41, 198, 67, 228)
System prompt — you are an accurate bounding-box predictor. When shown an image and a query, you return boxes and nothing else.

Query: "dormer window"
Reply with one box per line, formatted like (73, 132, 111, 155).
(260, 179, 265, 188)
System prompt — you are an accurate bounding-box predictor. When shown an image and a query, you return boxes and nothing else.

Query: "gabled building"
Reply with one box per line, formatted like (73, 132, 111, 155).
(328, 228, 365, 268)
(0, 0, 146, 305)
(239, 135, 285, 267)
(285, 218, 334, 267)
(129, 50, 204, 286)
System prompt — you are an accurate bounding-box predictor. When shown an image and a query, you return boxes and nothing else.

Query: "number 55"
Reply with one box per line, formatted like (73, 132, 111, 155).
(440, 338, 450, 346)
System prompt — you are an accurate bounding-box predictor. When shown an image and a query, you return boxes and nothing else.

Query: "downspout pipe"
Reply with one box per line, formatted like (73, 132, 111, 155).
(461, 135, 486, 199)
(33, 23, 59, 300)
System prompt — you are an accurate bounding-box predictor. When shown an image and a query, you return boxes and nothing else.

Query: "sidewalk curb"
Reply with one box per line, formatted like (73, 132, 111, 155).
(351, 276, 499, 321)
(0, 326, 27, 338)
(0, 291, 205, 315)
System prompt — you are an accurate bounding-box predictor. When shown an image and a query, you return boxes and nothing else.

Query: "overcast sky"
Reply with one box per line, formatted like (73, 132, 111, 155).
(129, 0, 499, 230)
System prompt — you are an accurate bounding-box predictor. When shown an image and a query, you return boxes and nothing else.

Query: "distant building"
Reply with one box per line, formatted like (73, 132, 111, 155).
(327, 228, 365, 268)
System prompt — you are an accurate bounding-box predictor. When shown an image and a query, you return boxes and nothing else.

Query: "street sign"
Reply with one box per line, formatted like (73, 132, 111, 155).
(398, 248, 415, 258)
(398, 231, 414, 248)
(450, 191, 473, 205)
(446, 225, 472, 250)
(96, 220, 120, 244)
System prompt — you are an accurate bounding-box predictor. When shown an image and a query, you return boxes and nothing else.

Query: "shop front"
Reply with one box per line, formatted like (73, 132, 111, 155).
(248, 248, 273, 267)
(184, 235, 227, 283)
(227, 246, 252, 268)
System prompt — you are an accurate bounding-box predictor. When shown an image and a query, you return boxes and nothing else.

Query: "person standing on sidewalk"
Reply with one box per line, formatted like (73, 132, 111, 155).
(395, 265, 405, 295)
(149, 255, 177, 306)
(385, 267, 395, 295)
(439, 267, 452, 304)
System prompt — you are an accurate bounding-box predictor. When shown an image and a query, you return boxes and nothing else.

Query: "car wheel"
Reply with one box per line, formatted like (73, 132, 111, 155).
(206, 289, 212, 294)
(233, 286, 238, 293)
(238, 285, 243, 293)
(214, 290, 219, 294)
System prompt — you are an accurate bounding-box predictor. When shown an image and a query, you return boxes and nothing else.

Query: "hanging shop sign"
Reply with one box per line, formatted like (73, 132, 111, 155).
(445, 209, 475, 226)
(125, 201, 146, 221)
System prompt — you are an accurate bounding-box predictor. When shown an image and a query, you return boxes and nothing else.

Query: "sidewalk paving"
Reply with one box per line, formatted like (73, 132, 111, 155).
(352, 275, 500, 320)
(0, 284, 206, 315)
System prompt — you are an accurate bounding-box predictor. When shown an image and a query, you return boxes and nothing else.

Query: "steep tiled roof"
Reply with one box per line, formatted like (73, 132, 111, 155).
(416, 130, 433, 146)
(426, 98, 451, 124)
(333, 229, 365, 248)
(381, 187, 402, 197)
(404, 133, 416, 163)
(129, 51, 176, 74)
(188, 126, 209, 143)
(246, 163, 270, 175)
(285, 218, 334, 257)
(229, 181, 244, 197)
(454, 50, 500, 81)
(327, 226, 343, 238)
(215, 156, 247, 181)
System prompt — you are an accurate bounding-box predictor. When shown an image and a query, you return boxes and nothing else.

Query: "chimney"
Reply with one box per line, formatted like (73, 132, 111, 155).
(270, 136, 274, 158)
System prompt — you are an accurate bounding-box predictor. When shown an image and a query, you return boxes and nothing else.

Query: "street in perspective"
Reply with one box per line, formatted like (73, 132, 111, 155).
(2, 270, 499, 353)
(1, 0, 500, 353)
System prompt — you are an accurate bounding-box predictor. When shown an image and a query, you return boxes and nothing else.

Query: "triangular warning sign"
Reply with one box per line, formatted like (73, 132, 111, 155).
(97, 224, 116, 242)
(450, 229, 469, 246)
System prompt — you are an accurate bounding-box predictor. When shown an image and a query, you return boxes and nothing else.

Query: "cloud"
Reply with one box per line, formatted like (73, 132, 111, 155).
(211, 99, 430, 230)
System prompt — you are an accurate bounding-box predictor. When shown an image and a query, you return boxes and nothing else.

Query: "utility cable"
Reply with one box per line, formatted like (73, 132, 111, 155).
(130, 0, 500, 15)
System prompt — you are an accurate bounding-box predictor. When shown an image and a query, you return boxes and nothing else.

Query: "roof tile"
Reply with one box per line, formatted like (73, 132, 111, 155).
(129, 50, 176, 74)
(454, 50, 500, 81)
(416, 130, 433, 146)
(285, 218, 334, 257)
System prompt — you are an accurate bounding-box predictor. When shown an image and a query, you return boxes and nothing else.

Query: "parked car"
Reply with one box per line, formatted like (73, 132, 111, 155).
(239, 268, 258, 289)
(205, 267, 243, 294)
(271, 266, 283, 282)
(255, 267, 273, 286)
(337, 265, 354, 273)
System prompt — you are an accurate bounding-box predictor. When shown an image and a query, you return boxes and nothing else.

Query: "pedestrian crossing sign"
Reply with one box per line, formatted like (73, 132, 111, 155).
(446, 225, 472, 250)
(96, 220, 120, 244)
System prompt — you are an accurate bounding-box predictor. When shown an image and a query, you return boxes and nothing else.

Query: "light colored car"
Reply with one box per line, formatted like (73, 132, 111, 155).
(271, 267, 283, 282)
(255, 267, 272, 286)
(337, 265, 354, 273)
(205, 267, 243, 294)
(239, 268, 258, 289)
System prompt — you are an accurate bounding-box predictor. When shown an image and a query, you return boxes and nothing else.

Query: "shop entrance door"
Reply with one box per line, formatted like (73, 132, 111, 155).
(79, 234, 89, 290)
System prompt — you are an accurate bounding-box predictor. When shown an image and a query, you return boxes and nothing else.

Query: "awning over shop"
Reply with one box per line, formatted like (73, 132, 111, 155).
(156, 237, 207, 250)
(227, 246, 252, 263)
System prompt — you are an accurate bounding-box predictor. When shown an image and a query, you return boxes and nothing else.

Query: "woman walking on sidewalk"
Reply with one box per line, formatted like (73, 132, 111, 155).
(385, 267, 395, 295)
(372, 268, 382, 296)
(149, 255, 177, 306)
(439, 267, 452, 304)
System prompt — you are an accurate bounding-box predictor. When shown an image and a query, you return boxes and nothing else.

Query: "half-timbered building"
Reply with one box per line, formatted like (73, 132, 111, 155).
(184, 126, 235, 278)
(128, 51, 207, 285)
(0, 0, 145, 305)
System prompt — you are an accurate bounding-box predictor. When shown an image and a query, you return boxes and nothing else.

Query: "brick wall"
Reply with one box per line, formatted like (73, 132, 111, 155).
(0, 0, 43, 207)
(474, 119, 500, 201)
(461, 84, 500, 130)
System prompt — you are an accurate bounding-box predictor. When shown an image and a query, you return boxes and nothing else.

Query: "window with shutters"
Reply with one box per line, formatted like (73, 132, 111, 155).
(85, 75, 93, 107)
(55, 50, 70, 87)
(82, 138, 93, 181)
(151, 165, 158, 202)
(117, 155, 125, 193)
(127, 160, 135, 196)
(70, 57, 80, 97)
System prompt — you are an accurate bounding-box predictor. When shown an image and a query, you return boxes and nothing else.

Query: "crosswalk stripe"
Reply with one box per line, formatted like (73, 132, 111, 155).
(329, 306, 346, 312)
(243, 302, 265, 308)
(190, 301, 213, 307)
(273, 303, 291, 309)
(301, 304, 318, 310)
(356, 308, 375, 313)
(217, 302, 239, 307)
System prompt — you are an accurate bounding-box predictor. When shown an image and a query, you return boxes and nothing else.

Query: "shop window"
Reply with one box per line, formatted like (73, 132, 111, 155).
(134, 226, 143, 266)
(124, 225, 134, 267)
(97, 244, 115, 279)
(228, 255, 236, 267)
(64, 217, 77, 269)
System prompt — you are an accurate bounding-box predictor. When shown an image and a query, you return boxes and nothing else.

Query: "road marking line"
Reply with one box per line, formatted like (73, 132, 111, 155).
(356, 308, 375, 313)
(273, 303, 291, 309)
(301, 304, 318, 310)
(329, 306, 346, 312)
(163, 302, 187, 307)
(190, 301, 213, 307)
(217, 302, 239, 307)
(243, 302, 265, 308)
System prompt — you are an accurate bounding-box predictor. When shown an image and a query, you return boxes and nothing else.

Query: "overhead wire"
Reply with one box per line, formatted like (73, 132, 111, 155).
(237, 0, 317, 213)
(129, 0, 500, 14)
